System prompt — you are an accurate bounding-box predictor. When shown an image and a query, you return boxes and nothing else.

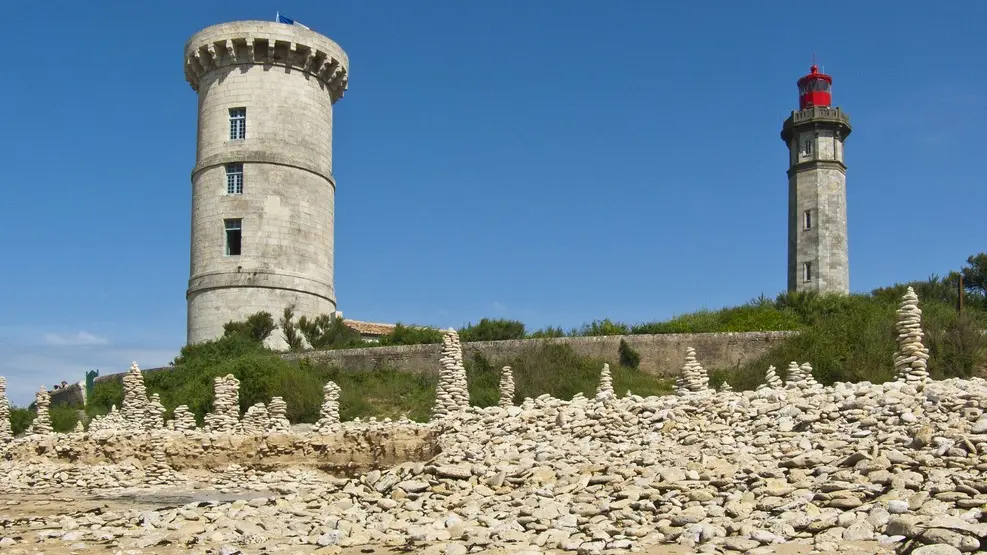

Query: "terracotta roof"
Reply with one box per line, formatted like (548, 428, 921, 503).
(344, 320, 397, 337)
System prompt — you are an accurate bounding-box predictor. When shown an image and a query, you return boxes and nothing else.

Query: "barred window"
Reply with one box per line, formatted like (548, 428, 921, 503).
(229, 107, 246, 140)
(226, 163, 243, 195)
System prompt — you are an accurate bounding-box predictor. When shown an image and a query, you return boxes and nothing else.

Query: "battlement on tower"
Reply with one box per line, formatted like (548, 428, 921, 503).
(781, 106, 852, 142)
(184, 21, 349, 103)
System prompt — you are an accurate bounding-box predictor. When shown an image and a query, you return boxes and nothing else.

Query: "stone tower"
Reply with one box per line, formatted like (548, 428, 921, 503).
(183, 20, 349, 345)
(780, 64, 852, 294)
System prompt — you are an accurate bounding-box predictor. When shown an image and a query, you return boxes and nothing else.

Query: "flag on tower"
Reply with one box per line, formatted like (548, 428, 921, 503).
(276, 12, 310, 29)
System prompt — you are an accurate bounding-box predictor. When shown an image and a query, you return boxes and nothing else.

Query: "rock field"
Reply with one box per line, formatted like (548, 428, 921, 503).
(1, 288, 986, 555)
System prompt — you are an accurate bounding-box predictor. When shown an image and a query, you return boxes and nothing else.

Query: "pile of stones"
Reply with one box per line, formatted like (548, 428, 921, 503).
(0, 377, 11, 443)
(675, 346, 711, 395)
(596, 363, 615, 400)
(432, 328, 469, 419)
(27, 385, 52, 435)
(146, 393, 166, 430)
(143, 432, 177, 486)
(241, 402, 270, 434)
(498, 365, 515, 408)
(894, 285, 932, 386)
(267, 396, 291, 433)
(203, 374, 241, 433)
(314, 381, 341, 432)
(757, 365, 784, 391)
(121, 361, 150, 430)
(170, 405, 197, 433)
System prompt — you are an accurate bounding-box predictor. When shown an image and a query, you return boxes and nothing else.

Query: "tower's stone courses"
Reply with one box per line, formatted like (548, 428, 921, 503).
(183, 21, 349, 345)
(781, 101, 852, 294)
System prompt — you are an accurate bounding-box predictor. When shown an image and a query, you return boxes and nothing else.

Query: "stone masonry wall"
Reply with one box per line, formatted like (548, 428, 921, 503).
(282, 331, 797, 378)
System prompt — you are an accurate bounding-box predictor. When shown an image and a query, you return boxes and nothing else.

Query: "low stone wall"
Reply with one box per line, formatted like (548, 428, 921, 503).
(284, 331, 797, 378)
(92, 331, 797, 387)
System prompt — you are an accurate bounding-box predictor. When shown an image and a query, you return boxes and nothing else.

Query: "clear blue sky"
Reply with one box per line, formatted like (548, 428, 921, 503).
(1, 1, 984, 405)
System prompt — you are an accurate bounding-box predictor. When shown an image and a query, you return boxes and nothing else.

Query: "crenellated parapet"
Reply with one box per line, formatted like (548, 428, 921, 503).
(183, 21, 349, 103)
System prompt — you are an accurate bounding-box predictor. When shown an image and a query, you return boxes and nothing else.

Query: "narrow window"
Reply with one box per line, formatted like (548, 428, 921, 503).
(225, 219, 242, 256)
(802, 139, 813, 156)
(226, 163, 243, 195)
(229, 107, 246, 140)
(803, 210, 812, 230)
(803, 262, 812, 282)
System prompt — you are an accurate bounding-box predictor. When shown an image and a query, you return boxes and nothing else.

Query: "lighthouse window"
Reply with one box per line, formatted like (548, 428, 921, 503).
(803, 210, 812, 230)
(803, 262, 813, 282)
(802, 139, 813, 156)
(225, 219, 242, 256)
(226, 163, 243, 195)
(229, 107, 246, 140)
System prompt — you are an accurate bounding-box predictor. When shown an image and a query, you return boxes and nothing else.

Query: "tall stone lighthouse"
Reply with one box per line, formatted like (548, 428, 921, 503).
(781, 65, 852, 294)
(183, 20, 349, 345)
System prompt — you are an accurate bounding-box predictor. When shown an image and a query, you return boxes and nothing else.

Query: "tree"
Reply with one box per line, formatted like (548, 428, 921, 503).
(280, 306, 304, 351)
(297, 314, 363, 350)
(222, 311, 276, 343)
(960, 253, 987, 295)
(458, 319, 527, 342)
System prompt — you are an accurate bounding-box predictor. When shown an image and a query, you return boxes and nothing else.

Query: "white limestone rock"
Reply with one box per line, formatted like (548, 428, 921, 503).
(0, 377, 11, 442)
(267, 396, 291, 434)
(121, 361, 150, 431)
(432, 329, 469, 420)
(675, 347, 710, 395)
(315, 381, 341, 432)
(29, 386, 53, 436)
(242, 403, 270, 435)
(204, 374, 241, 434)
(596, 363, 615, 400)
(498, 366, 516, 408)
(893, 286, 931, 387)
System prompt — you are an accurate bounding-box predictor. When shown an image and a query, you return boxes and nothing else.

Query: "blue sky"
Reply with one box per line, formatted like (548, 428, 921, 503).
(1, 1, 984, 405)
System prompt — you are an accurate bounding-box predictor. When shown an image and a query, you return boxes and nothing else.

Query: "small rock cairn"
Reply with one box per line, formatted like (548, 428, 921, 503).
(675, 347, 710, 395)
(121, 361, 150, 431)
(756, 365, 784, 392)
(498, 366, 515, 408)
(315, 382, 341, 432)
(431, 329, 469, 420)
(88, 405, 125, 433)
(799, 361, 822, 390)
(204, 374, 241, 433)
(267, 397, 291, 433)
(718, 380, 733, 393)
(170, 405, 197, 433)
(242, 403, 270, 435)
(146, 393, 166, 430)
(29, 386, 53, 435)
(596, 363, 615, 400)
(145, 432, 176, 485)
(893, 285, 931, 386)
(784, 361, 806, 388)
(0, 377, 12, 443)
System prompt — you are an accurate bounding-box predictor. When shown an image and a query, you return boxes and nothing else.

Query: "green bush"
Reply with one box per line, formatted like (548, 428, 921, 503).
(458, 318, 526, 342)
(7, 406, 79, 435)
(298, 315, 364, 350)
(527, 326, 567, 338)
(222, 311, 276, 343)
(576, 319, 630, 336)
(280, 306, 304, 352)
(618, 339, 641, 369)
(378, 323, 444, 346)
(10, 408, 33, 436)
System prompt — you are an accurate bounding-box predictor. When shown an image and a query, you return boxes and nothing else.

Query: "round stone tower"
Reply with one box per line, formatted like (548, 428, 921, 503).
(183, 20, 349, 345)
(780, 64, 852, 295)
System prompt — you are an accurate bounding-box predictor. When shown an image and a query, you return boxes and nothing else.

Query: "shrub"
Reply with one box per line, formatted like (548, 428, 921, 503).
(458, 319, 526, 342)
(298, 314, 364, 350)
(527, 326, 567, 338)
(222, 311, 276, 343)
(378, 323, 444, 346)
(576, 319, 631, 336)
(280, 306, 304, 351)
(618, 339, 641, 369)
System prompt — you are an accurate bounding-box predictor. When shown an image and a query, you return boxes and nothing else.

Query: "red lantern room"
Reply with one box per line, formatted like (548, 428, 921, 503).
(797, 64, 832, 110)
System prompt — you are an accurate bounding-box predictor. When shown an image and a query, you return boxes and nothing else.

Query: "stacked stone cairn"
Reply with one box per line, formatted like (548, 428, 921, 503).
(88, 405, 125, 433)
(73, 421, 84, 433)
(893, 285, 931, 386)
(784, 360, 806, 388)
(314, 382, 341, 432)
(431, 328, 469, 420)
(718, 380, 733, 393)
(267, 396, 291, 433)
(144, 432, 176, 485)
(595, 363, 615, 400)
(799, 361, 822, 390)
(0, 376, 11, 443)
(754, 365, 784, 392)
(28, 386, 53, 435)
(145, 393, 166, 431)
(242, 403, 270, 435)
(170, 405, 198, 433)
(121, 361, 150, 431)
(498, 366, 515, 408)
(675, 347, 710, 395)
(203, 374, 241, 434)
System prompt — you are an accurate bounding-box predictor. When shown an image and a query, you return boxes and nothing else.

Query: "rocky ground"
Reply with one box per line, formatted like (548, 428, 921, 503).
(2, 375, 986, 555)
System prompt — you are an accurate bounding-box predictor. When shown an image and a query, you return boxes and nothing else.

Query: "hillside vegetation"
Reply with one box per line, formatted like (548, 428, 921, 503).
(8, 254, 986, 434)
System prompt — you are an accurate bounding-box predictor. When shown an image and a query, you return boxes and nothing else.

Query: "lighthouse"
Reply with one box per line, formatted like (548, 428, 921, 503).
(780, 64, 852, 294)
